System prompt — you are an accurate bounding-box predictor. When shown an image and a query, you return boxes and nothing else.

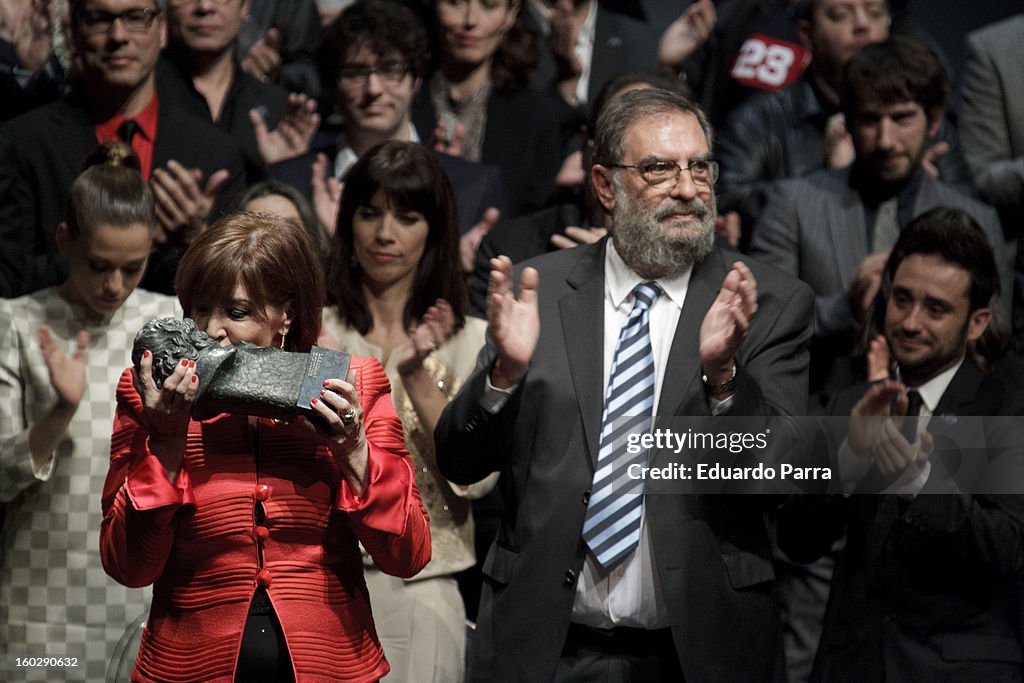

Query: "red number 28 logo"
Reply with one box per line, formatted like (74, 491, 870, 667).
(731, 35, 810, 90)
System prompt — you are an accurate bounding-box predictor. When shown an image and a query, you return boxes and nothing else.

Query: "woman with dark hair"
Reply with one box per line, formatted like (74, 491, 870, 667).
(100, 212, 431, 682)
(412, 0, 570, 216)
(322, 140, 493, 682)
(238, 179, 328, 260)
(0, 141, 181, 681)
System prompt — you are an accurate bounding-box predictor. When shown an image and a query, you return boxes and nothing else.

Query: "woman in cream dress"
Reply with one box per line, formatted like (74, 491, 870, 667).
(320, 140, 495, 683)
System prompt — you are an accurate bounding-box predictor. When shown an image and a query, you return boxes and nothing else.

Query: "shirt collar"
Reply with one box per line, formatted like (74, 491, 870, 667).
(94, 89, 159, 142)
(904, 356, 964, 414)
(334, 121, 420, 178)
(605, 239, 691, 312)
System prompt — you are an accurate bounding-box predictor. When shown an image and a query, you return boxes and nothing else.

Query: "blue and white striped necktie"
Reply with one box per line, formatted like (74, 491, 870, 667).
(582, 281, 662, 570)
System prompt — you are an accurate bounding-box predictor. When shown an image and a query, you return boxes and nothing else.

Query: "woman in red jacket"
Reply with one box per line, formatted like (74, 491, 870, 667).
(99, 213, 431, 682)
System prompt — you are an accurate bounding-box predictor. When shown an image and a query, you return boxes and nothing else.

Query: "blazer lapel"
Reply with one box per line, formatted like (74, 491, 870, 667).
(57, 98, 101, 162)
(560, 242, 609, 469)
(911, 174, 943, 215)
(659, 251, 724, 417)
(828, 179, 869, 290)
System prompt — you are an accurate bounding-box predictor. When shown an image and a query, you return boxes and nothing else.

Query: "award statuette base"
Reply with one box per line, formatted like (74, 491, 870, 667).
(133, 318, 352, 424)
(191, 345, 351, 424)
(295, 347, 352, 428)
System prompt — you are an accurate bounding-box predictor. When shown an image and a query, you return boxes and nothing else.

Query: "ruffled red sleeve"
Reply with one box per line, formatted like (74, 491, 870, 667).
(337, 356, 432, 578)
(99, 368, 195, 588)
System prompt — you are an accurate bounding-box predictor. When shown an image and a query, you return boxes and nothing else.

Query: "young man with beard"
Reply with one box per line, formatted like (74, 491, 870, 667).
(749, 36, 1009, 410)
(435, 87, 813, 682)
(782, 207, 1024, 681)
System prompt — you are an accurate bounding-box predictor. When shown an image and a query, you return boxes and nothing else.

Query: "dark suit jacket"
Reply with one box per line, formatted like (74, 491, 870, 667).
(411, 85, 569, 218)
(436, 238, 814, 682)
(266, 128, 509, 236)
(0, 89, 247, 296)
(790, 358, 1024, 682)
(156, 56, 289, 182)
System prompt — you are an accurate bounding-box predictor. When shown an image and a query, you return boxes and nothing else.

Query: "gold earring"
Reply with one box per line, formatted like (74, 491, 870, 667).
(279, 329, 287, 350)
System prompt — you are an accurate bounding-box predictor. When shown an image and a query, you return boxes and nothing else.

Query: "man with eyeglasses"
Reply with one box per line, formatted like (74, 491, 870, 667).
(270, 0, 506, 269)
(435, 87, 813, 682)
(0, 0, 246, 297)
(157, 0, 320, 175)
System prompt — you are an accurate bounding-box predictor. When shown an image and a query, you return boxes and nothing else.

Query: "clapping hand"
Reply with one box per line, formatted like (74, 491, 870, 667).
(241, 27, 282, 84)
(251, 93, 320, 165)
(396, 300, 457, 376)
(311, 152, 343, 237)
(699, 261, 757, 393)
(151, 161, 230, 244)
(848, 379, 932, 477)
(38, 325, 88, 411)
(487, 256, 539, 389)
(461, 208, 499, 273)
(658, 0, 716, 69)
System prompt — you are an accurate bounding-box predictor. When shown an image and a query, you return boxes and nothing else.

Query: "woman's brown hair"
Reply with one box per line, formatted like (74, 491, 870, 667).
(175, 212, 326, 352)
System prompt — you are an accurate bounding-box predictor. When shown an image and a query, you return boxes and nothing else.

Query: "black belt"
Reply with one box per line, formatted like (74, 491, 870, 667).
(566, 623, 675, 657)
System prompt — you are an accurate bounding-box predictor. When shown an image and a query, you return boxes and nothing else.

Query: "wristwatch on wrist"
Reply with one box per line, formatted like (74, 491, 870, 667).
(702, 364, 737, 396)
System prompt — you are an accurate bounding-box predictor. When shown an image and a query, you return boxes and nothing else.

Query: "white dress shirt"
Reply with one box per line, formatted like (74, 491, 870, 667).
(333, 122, 420, 179)
(569, 242, 691, 629)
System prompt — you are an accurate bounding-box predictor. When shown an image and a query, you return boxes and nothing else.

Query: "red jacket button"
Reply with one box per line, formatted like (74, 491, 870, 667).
(257, 569, 272, 588)
(254, 484, 271, 501)
(254, 526, 270, 541)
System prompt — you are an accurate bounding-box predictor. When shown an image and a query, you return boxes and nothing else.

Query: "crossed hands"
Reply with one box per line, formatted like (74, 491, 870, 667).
(849, 379, 933, 478)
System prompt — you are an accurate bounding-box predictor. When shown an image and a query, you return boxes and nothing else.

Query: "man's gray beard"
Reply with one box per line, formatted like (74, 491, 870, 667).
(610, 182, 716, 279)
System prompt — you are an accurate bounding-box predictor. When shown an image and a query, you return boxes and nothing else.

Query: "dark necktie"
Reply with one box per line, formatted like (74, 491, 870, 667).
(900, 390, 923, 443)
(118, 119, 141, 146)
(581, 281, 662, 570)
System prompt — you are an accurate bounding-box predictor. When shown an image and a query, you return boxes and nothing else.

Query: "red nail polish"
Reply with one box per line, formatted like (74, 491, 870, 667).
(191, 375, 197, 383)
(323, 380, 329, 387)
(190, 360, 196, 369)
(320, 390, 325, 397)
(311, 397, 319, 405)
(181, 359, 189, 367)
(143, 350, 151, 359)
